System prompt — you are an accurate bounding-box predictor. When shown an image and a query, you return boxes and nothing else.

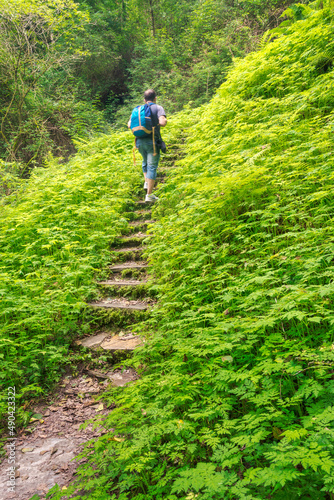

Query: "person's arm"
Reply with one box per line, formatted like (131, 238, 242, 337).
(127, 118, 131, 128)
(158, 115, 167, 127)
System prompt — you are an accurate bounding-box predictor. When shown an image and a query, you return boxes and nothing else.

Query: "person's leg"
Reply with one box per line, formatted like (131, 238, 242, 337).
(147, 177, 154, 194)
(138, 142, 148, 183)
(147, 178, 155, 195)
(143, 173, 148, 191)
(146, 149, 160, 194)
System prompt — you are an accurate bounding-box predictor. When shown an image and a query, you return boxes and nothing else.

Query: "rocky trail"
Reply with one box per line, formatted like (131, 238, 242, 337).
(0, 176, 166, 499)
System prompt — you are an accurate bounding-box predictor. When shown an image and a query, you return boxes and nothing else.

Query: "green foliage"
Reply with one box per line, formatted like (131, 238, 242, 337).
(51, 5, 334, 500)
(90, 0, 297, 125)
(0, 159, 23, 197)
(0, 0, 298, 168)
(0, 0, 107, 168)
(0, 131, 139, 427)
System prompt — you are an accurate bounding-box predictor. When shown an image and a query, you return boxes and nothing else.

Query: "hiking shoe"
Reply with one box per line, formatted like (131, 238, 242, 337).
(145, 193, 159, 202)
(144, 181, 148, 190)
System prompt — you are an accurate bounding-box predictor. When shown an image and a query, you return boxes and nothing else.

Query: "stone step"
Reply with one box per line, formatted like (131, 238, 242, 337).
(128, 220, 150, 228)
(97, 279, 147, 286)
(123, 210, 152, 222)
(76, 332, 109, 348)
(116, 232, 148, 247)
(136, 200, 156, 206)
(88, 298, 150, 310)
(107, 368, 138, 386)
(111, 247, 143, 259)
(101, 334, 141, 351)
(122, 231, 147, 238)
(108, 261, 147, 272)
(77, 332, 141, 351)
(125, 220, 151, 234)
(128, 220, 154, 228)
(133, 209, 152, 220)
(84, 367, 138, 386)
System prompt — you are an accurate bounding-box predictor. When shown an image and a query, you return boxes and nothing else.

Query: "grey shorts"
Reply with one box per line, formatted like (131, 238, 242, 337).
(136, 137, 160, 180)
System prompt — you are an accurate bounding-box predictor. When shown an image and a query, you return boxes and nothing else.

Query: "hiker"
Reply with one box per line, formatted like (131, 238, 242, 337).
(128, 89, 167, 202)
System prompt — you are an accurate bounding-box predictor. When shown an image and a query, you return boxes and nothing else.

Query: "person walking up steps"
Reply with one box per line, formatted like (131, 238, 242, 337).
(128, 89, 167, 202)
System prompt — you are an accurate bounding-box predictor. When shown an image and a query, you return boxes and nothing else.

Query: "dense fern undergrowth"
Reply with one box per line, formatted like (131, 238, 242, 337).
(46, 4, 334, 500)
(0, 133, 139, 426)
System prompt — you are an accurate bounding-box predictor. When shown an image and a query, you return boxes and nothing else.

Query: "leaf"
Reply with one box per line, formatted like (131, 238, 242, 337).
(272, 427, 283, 440)
(29, 412, 44, 422)
(111, 436, 125, 442)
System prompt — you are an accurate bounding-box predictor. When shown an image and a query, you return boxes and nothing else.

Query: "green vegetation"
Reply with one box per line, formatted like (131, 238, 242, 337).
(95, 0, 296, 122)
(0, 160, 22, 197)
(1, 0, 334, 498)
(0, 0, 296, 170)
(0, 0, 107, 169)
(0, 132, 138, 426)
(45, 3, 334, 499)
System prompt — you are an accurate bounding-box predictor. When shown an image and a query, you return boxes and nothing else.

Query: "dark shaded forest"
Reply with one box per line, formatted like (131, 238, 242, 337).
(0, 0, 296, 172)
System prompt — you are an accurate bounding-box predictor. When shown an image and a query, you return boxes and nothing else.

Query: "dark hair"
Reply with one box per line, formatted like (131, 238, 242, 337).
(144, 89, 156, 102)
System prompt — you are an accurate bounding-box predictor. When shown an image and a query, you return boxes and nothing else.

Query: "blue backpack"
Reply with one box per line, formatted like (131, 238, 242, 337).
(130, 102, 157, 138)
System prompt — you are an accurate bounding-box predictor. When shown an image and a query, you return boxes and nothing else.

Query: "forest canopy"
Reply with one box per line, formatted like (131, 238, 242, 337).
(0, 0, 297, 171)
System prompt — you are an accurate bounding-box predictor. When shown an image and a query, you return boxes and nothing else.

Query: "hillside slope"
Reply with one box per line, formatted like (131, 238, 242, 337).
(0, 133, 139, 425)
(53, 4, 334, 500)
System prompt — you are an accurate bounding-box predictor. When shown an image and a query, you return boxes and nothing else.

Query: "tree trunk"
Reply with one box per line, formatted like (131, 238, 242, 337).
(148, 0, 155, 37)
(121, 0, 126, 28)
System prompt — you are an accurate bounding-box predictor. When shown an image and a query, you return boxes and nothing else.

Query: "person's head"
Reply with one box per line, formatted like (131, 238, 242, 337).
(144, 89, 156, 102)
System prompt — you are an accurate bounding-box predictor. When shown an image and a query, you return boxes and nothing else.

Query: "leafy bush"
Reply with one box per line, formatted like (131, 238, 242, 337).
(0, 160, 22, 197)
(52, 4, 334, 500)
(0, 0, 298, 167)
(110, 0, 295, 127)
(0, 0, 107, 168)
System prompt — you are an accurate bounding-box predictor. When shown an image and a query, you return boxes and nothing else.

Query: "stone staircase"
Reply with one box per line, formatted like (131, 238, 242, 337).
(82, 196, 157, 351)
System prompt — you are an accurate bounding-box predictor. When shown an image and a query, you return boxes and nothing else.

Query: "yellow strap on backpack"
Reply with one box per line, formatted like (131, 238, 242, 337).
(133, 138, 137, 165)
(152, 126, 156, 156)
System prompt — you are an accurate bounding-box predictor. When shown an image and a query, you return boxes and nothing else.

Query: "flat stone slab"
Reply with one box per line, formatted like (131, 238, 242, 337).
(106, 368, 138, 387)
(0, 437, 76, 500)
(108, 261, 147, 272)
(119, 232, 148, 241)
(133, 209, 151, 217)
(127, 221, 149, 230)
(111, 247, 143, 255)
(101, 334, 141, 351)
(89, 298, 150, 310)
(136, 200, 155, 206)
(115, 233, 148, 248)
(0, 377, 110, 500)
(98, 279, 147, 286)
(77, 332, 108, 348)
